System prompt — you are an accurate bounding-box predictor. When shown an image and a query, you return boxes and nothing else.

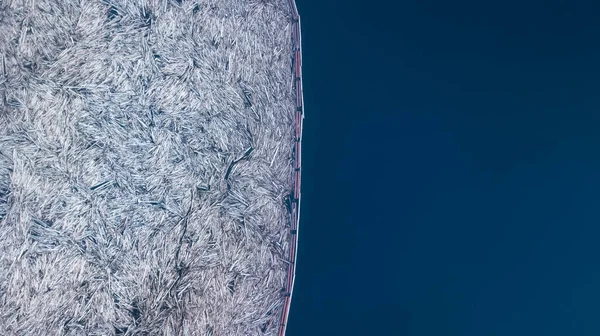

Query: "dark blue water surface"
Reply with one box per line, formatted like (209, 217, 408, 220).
(288, 1, 600, 335)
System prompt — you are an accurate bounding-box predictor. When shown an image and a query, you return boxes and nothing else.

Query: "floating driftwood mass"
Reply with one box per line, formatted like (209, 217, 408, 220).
(0, 0, 303, 335)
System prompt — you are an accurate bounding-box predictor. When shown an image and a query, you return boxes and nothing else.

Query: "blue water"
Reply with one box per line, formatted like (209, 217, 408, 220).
(288, 0, 600, 335)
